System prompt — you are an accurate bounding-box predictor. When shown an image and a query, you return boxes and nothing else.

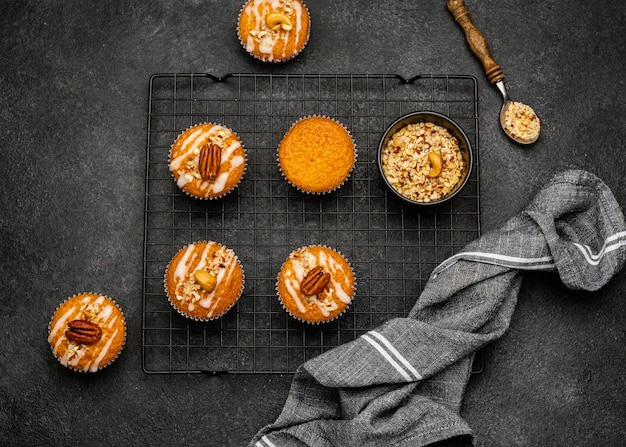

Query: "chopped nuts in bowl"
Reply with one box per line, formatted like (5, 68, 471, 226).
(378, 111, 473, 206)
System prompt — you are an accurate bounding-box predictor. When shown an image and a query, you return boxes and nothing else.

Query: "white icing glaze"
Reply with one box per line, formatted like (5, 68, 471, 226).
(210, 172, 230, 194)
(177, 174, 191, 188)
(170, 126, 205, 171)
(48, 307, 75, 344)
(174, 244, 196, 281)
(87, 329, 118, 372)
(98, 305, 113, 323)
(286, 277, 306, 313)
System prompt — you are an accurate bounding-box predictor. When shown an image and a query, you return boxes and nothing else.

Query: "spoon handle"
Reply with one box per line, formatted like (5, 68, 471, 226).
(447, 0, 505, 84)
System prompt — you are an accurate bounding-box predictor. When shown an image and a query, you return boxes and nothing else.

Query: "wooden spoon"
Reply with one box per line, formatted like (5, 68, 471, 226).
(447, 0, 540, 144)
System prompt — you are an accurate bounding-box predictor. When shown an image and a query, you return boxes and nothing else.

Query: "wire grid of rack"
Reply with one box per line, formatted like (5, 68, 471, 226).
(142, 73, 481, 374)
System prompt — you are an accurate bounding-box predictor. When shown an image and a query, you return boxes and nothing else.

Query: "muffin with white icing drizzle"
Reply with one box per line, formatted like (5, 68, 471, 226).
(277, 245, 355, 324)
(164, 241, 245, 321)
(48, 293, 126, 373)
(238, 0, 311, 63)
(169, 123, 247, 200)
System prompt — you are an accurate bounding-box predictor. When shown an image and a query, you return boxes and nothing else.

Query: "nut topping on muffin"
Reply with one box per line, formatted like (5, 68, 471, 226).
(300, 266, 331, 296)
(65, 319, 102, 345)
(198, 142, 221, 181)
(194, 269, 218, 293)
(266, 12, 292, 31)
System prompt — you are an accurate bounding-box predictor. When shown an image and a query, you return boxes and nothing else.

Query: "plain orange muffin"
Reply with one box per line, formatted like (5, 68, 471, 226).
(169, 123, 247, 200)
(277, 245, 355, 323)
(48, 293, 126, 373)
(164, 241, 245, 321)
(278, 116, 356, 193)
(238, 0, 311, 63)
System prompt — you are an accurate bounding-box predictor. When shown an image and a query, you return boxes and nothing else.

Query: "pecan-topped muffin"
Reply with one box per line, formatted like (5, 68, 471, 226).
(238, 0, 311, 63)
(277, 245, 355, 324)
(48, 293, 126, 372)
(169, 123, 247, 200)
(164, 241, 245, 321)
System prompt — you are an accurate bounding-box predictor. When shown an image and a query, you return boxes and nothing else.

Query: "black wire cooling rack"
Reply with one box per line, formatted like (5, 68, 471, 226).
(142, 73, 481, 374)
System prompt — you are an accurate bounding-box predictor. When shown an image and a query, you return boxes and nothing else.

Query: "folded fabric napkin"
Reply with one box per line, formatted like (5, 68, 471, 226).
(250, 170, 626, 447)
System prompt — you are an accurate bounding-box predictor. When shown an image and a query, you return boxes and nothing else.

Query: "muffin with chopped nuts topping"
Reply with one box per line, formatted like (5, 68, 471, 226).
(164, 241, 245, 321)
(238, 0, 311, 63)
(169, 123, 247, 200)
(277, 245, 355, 324)
(278, 116, 357, 194)
(48, 293, 126, 373)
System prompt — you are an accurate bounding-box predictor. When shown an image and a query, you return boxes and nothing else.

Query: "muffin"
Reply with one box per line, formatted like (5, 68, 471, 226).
(502, 101, 541, 143)
(48, 293, 126, 373)
(277, 245, 355, 323)
(278, 116, 356, 193)
(237, 0, 311, 63)
(164, 241, 245, 321)
(169, 123, 247, 200)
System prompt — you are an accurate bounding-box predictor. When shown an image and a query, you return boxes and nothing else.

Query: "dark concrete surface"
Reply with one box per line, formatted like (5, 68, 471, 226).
(1, 1, 625, 446)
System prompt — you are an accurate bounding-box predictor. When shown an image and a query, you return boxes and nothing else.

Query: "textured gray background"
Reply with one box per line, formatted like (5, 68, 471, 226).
(1, 1, 625, 445)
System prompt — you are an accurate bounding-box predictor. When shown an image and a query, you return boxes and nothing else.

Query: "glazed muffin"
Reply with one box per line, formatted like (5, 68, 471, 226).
(238, 0, 311, 63)
(502, 101, 541, 143)
(169, 123, 247, 200)
(48, 293, 126, 373)
(278, 116, 356, 193)
(164, 241, 245, 321)
(277, 245, 355, 323)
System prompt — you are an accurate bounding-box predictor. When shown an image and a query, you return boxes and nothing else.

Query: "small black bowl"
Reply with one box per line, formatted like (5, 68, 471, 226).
(377, 111, 473, 206)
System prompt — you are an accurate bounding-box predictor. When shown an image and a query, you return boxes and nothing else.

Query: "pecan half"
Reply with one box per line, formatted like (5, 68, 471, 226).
(65, 319, 102, 345)
(300, 266, 331, 296)
(198, 142, 221, 181)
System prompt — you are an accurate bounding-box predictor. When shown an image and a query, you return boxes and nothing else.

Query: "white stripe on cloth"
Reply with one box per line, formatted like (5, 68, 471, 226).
(432, 252, 556, 277)
(573, 230, 626, 265)
(256, 435, 277, 447)
(362, 330, 422, 382)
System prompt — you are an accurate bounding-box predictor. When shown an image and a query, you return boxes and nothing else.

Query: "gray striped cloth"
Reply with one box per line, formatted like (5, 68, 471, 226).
(250, 170, 626, 447)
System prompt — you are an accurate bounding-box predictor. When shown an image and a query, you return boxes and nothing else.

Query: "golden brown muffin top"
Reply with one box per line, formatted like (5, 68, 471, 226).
(278, 117, 356, 193)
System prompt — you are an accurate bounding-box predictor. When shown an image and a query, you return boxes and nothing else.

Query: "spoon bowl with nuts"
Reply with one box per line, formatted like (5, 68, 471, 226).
(448, 0, 540, 145)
